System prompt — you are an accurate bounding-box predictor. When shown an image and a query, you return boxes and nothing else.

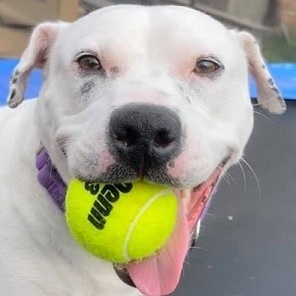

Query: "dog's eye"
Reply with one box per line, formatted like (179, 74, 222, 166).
(194, 59, 220, 74)
(77, 55, 102, 71)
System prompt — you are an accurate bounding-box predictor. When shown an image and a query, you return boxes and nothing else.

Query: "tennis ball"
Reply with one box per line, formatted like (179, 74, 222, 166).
(65, 179, 178, 263)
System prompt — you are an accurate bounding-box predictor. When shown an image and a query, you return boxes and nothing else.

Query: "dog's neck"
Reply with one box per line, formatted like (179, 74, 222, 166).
(36, 147, 66, 211)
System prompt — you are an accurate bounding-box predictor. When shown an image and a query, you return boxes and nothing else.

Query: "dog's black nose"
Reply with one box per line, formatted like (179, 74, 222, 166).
(109, 104, 182, 172)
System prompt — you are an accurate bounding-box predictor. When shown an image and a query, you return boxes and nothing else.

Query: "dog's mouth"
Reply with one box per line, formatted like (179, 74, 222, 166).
(115, 156, 230, 296)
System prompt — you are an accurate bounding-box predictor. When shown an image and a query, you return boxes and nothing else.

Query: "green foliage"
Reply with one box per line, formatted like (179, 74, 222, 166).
(263, 34, 296, 62)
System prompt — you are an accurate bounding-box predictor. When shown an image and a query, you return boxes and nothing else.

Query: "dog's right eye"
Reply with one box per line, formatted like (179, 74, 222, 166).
(194, 59, 221, 74)
(77, 55, 102, 71)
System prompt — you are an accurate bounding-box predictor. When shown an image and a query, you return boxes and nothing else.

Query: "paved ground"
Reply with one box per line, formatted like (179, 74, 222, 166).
(173, 101, 296, 296)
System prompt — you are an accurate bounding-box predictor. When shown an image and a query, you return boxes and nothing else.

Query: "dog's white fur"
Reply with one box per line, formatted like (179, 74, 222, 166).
(0, 5, 285, 296)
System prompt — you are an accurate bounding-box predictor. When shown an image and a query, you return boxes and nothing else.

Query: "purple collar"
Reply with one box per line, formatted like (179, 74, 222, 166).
(36, 147, 67, 211)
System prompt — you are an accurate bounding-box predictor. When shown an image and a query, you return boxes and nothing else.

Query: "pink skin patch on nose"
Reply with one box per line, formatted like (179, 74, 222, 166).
(168, 148, 207, 181)
(97, 151, 116, 174)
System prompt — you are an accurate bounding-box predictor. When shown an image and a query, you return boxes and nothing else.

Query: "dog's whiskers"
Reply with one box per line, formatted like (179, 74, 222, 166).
(27, 82, 40, 93)
(190, 246, 203, 250)
(202, 211, 215, 219)
(241, 157, 261, 196)
(221, 174, 231, 186)
(252, 96, 277, 108)
(253, 110, 275, 124)
(222, 171, 235, 186)
(238, 161, 247, 192)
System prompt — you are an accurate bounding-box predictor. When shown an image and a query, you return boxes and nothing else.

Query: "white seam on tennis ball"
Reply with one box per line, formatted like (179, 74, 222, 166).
(122, 189, 173, 262)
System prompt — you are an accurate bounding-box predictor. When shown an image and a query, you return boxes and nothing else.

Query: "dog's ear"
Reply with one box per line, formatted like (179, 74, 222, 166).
(7, 22, 68, 108)
(236, 31, 286, 114)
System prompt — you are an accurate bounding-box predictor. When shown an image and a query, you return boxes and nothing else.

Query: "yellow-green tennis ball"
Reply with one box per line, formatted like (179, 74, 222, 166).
(65, 179, 178, 263)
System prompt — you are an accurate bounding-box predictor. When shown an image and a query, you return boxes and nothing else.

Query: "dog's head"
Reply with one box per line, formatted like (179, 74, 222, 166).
(7, 5, 285, 296)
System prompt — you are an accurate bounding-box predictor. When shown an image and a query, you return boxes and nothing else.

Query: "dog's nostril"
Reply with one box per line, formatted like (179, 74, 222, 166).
(154, 129, 175, 148)
(112, 126, 138, 147)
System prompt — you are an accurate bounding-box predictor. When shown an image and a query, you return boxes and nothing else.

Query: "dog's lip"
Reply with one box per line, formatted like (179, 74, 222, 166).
(114, 265, 136, 288)
(198, 154, 230, 192)
(188, 154, 230, 192)
(178, 154, 231, 230)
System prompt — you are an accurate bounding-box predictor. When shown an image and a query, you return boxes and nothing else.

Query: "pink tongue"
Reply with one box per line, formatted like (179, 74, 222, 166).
(126, 198, 190, 296)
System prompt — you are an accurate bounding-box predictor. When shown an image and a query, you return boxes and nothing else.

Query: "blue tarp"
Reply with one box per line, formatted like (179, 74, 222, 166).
(249, 63, 296, 100)
(0, 59, 42, 105)
(0, 58, 295, 106)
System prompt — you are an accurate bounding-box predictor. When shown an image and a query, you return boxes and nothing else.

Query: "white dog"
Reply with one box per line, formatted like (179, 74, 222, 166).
(0, 5, 285, 296)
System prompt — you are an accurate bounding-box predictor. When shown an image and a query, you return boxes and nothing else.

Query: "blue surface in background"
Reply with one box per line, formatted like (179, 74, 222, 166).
(0, 58, 295, 105)
(0, 59, 42, 105)
(249, 63, 296, 100)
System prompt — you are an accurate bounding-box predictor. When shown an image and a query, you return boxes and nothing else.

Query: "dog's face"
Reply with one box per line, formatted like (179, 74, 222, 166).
(7, 5, 285, 296)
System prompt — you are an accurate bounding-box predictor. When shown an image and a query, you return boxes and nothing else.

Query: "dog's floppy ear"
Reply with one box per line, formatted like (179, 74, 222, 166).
(7, 22, 67, 108)
(236, 31, 286, 114)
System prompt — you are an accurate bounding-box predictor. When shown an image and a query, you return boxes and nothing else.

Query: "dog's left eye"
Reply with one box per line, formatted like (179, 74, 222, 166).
(194, 59, 221, 74)
(77, 55, 102, 71)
